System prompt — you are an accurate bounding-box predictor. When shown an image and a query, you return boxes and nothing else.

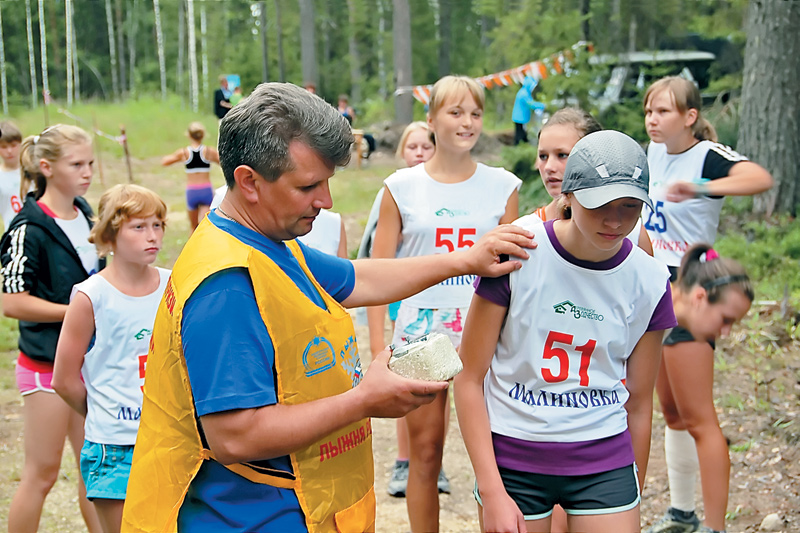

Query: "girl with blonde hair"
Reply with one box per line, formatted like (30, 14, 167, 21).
(371, 75, 521, 532)
(1, 124, 102, 532)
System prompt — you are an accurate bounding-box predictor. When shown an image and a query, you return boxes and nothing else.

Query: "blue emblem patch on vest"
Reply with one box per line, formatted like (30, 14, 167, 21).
(303, 336, 336, 377)
(339, 335, 363, 387)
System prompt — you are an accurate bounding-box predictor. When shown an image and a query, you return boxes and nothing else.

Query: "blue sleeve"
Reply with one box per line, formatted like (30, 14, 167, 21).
(181, 268, 278, 417)
(297, 240, 355, 303)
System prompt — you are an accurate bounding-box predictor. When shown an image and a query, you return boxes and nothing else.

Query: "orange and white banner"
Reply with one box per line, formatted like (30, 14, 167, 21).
(398, 42, 593, 105)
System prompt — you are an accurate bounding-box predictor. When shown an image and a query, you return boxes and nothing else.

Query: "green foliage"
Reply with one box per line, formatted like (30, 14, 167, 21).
(0, 316, 18, 354)
(500, 144, 538, 183)
(715, 209, 800, 301)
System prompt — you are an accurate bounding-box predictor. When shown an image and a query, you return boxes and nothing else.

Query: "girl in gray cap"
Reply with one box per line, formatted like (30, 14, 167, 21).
(456, 130, 677, 533)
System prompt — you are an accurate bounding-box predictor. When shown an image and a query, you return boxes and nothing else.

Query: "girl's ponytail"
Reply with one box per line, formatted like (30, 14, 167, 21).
(19, 136, 46, 199)
(676, 243, 754, 303)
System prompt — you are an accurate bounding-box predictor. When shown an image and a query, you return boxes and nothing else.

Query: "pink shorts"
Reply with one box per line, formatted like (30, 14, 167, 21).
(15, 353, 56, 396)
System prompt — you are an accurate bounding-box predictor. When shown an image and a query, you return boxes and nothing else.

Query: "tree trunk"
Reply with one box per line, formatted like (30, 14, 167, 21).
(438, 0, 451, 78)
(153, 0, 167, 100)
(200, 2, 208, 98)
(581, 0, 590, 42)
(186, 0, 198, 112)
(25, 0, 38, 107)
(128, 0, 138, 96)
(393, 0, 413, 124)
(115, 0, 127, 94)
(376, 0, 387, 99)
(177, 0, 185, 100)
(66, 0, 73, 106)
(346, 0, 362, 103)
(70, 0, 80, 103)
(260, 1, 269, 82)
(0, 2, 7, 115)
(298, 0, 318, 87)
(738, 0, 800, 216)
(274, 0, 285, 81)
(105, 0, 119, 100)
(38, 0, 49, 101)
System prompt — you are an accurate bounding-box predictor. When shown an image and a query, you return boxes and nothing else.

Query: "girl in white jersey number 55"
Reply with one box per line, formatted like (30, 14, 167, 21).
(370, 75, 521, 533)
(456, 130, 677, 533)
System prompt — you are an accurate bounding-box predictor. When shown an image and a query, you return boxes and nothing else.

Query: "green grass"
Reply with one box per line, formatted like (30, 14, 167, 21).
(6, 96, 221, 161)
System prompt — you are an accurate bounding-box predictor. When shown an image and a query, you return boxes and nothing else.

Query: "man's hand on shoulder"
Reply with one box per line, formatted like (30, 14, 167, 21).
(462, 224, 536, 278)
(353, 348, 448, 419)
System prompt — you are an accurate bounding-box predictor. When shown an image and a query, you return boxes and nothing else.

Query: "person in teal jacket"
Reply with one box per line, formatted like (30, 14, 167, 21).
(512, 76, 546, 145)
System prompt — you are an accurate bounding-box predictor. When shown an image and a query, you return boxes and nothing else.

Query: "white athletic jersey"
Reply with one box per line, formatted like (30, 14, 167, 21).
(0, 168, 22, 231)
(515, 210, 643, 245)
(644, 140, 746, 266)
(298, 209, 342, 257)
(76, 268, 171, 444)
(210, 185, 227, 210)
(55, 210, 99, 275)
(386, 163, 521, 309)
(485, 220, 670, 443)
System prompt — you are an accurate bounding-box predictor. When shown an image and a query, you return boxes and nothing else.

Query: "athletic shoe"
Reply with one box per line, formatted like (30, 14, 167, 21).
(437, 469, 451, 494)
(387, 460, 409, 498)
(645, 508, 701, 533)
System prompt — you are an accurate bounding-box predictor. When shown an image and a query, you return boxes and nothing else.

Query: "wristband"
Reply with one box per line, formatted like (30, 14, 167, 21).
(694, 183, 710, 197)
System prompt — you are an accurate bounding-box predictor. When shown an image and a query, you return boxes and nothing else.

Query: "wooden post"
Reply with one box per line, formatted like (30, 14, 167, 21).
(93, 112, 105, 188)
(352, 128, 364, 169)
(120, 125, 133, 183)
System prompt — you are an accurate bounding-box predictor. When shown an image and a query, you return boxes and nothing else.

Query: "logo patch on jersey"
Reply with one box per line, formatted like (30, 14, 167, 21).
(553, 300, 604, 321)
(339, 335, 363, 387)
(303, 336, 336, 377)
(435, 207, 469, 217)
(134, 328, 152, 340)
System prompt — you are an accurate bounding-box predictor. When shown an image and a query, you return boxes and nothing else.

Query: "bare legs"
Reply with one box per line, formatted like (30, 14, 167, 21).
(405, 388, 448, 533)
(8, 391, 100, 533)
(656, 341, 729, 531)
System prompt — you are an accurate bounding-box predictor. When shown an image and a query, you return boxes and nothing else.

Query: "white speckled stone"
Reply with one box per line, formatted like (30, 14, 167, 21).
(388, 333, 463, 381)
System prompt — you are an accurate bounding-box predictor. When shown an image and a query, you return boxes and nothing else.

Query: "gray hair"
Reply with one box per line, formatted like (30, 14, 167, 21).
(218, 82, 354, 186)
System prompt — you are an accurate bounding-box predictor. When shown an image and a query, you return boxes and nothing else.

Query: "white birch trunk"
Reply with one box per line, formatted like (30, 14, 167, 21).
(25, 0, 38, 107)
(128, 0, 138, 96)
(66, 0, 73, 106)
(200, 2, 208, 99)
(105, 0, 119, 99)
(38, 0, 49, 102)
(0, 3, 7, 115)
(71, 0, 80, 103)
(177, 0, 185, 100)
(153, 0, 167, 100)
(186, 0, 198, 112)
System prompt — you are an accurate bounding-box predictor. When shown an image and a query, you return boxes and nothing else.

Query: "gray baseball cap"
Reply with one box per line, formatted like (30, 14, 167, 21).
(561, 130, 652, 210)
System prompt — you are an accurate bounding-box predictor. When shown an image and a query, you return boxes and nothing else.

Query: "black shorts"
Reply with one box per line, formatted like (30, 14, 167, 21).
(474, 464, 640, 520)
(664, 325, 715, 349)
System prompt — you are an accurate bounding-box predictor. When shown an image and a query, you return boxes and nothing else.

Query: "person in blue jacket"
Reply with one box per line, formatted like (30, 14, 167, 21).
(512, 76, 546, 145)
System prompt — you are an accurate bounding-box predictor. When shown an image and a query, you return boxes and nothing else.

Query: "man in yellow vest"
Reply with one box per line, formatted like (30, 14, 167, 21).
(123, 82, 533, 533)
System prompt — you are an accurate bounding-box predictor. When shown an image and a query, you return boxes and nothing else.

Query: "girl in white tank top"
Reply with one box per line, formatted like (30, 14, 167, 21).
(53, 184, 170, 532)
(370, 76, 521, 532)
(642, 77, 772, 533)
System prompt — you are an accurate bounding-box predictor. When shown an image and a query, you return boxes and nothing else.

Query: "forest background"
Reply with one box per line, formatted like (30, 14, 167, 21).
(0, 1, 799, 530)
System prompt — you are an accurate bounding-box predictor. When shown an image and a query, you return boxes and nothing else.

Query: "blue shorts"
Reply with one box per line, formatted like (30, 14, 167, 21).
(388, 301, 401, 322)
(80, 440, 134, 500)
(186, 184, 214, 211)
(474, 464, 640, 520)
